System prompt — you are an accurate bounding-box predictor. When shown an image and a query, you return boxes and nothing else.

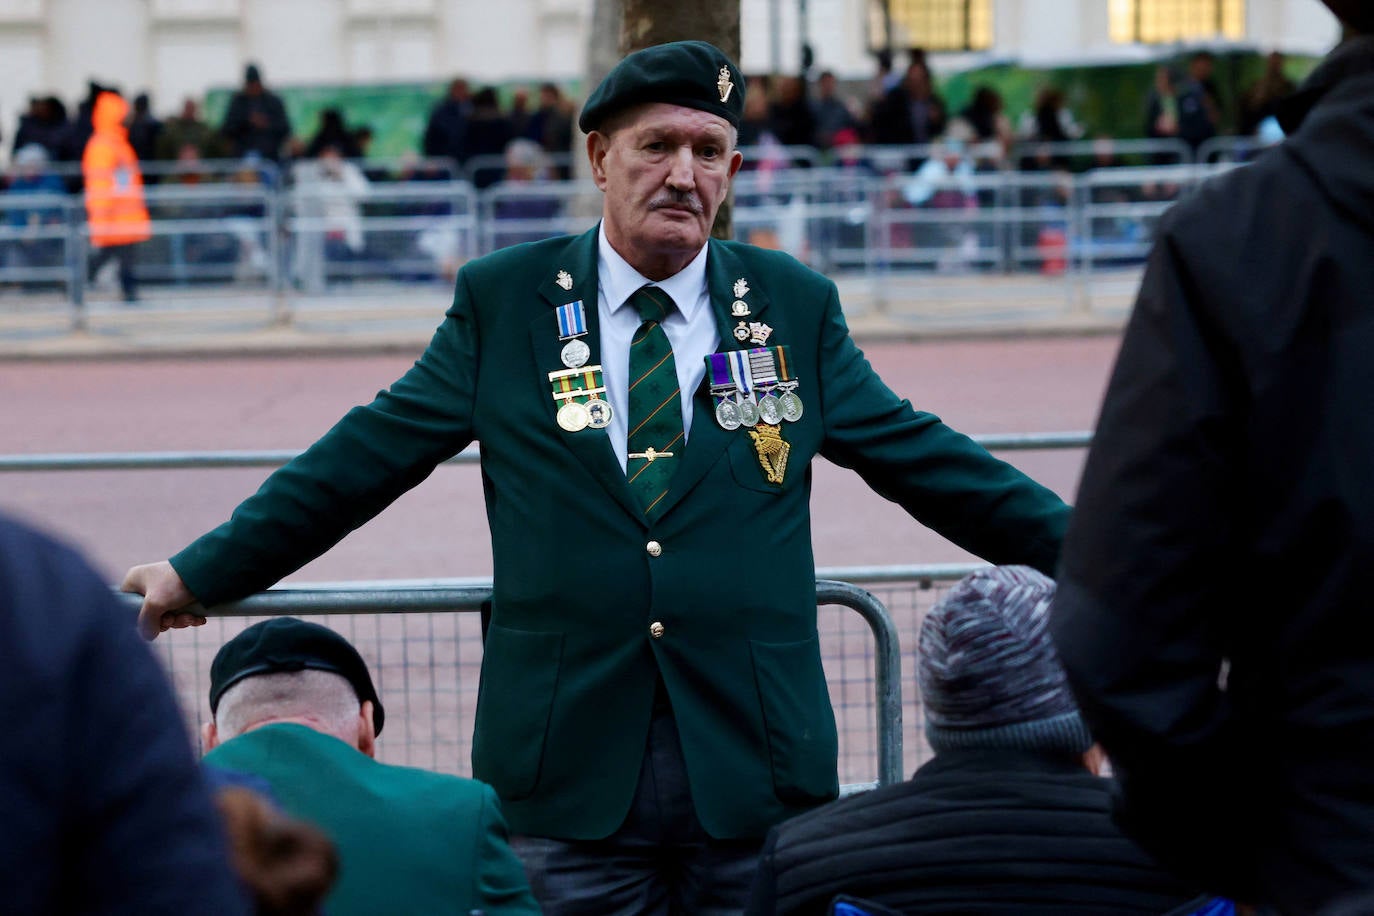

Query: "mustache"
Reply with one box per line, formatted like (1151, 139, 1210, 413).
(649, 191, 704, 214)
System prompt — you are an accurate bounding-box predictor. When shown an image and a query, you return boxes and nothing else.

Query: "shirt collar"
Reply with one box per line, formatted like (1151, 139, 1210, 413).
(597, 221, 710, 320)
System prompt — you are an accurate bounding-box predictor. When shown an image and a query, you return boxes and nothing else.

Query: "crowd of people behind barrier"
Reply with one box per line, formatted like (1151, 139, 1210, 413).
(0, 50, 1293, 299)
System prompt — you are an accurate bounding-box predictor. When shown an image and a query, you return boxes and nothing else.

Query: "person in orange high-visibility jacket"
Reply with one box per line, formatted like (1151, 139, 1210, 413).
(83, 91, 150, 302)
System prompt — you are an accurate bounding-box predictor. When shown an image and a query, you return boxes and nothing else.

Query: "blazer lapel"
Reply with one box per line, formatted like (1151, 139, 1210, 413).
(529, 228, 645, 525)
(653, 241, 772, 519)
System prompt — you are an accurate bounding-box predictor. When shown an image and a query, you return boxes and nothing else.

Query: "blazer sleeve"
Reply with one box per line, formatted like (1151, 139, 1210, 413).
(471, 784, 541, 915)
(171, 271, 483, 606)
(815, 285, 1070, 574)
(1049, 228, 1258, 896)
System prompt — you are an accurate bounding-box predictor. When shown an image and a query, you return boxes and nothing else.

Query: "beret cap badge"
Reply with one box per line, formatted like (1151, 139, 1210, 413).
(717, 67, 734, 103)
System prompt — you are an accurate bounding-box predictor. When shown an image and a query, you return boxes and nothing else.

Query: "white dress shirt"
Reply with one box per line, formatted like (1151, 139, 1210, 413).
(597, 222, 721, 473)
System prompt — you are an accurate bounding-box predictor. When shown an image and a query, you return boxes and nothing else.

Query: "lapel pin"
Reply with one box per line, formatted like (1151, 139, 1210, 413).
(556, 270, 574, 291)
(749, 322, 773, 345)
(733, 321, 750, 342)
(733, 278, 750, 298)
(731, 300, 750, 317)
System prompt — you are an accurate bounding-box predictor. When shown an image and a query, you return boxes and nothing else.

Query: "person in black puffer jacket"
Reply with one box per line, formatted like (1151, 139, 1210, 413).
(746, 566, 1202, 916)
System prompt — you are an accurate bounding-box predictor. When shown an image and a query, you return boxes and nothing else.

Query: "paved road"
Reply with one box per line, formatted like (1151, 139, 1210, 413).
(2, 334, 1121, 583)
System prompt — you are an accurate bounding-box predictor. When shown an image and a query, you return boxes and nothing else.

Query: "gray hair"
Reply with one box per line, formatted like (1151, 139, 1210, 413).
(215, 669, 362, 744)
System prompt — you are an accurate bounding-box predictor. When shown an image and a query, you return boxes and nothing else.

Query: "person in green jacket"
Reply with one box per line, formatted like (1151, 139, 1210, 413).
(125, 41, 1070, 915)
(201, 617, 539, 916)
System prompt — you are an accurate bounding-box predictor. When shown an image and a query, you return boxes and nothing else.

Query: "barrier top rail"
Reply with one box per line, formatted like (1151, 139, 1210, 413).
(0, 432, 1093, 473)
(111, 576, 907, 787)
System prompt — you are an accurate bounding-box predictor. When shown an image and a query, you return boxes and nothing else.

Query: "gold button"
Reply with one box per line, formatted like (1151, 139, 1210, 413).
(646, 540, 662, 557)
(650, 621, 665, 639)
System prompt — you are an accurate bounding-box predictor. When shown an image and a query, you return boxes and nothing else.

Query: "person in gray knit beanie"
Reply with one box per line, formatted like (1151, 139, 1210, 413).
(919, 564, 1092, 754)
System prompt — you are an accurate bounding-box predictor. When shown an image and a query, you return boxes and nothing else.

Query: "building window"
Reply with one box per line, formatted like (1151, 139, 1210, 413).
(872, 0, 993, 53)
(1109, 0, 1246, 43)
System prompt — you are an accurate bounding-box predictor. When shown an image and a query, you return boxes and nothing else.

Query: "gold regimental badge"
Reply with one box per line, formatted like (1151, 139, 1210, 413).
(717, 67, 734, 103)
(749, 422, 790, 485)
(556, 270, 574, 290)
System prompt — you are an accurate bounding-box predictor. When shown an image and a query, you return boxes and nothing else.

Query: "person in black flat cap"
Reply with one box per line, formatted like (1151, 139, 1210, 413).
(1051, 4, 1374, 912)
(126, 39, 1068, 915)
(202, 617, 538, 916)
(221, 62, 291, 162)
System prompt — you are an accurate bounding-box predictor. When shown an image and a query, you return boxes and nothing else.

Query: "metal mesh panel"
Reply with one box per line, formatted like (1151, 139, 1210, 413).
(153, 582, 940, 787)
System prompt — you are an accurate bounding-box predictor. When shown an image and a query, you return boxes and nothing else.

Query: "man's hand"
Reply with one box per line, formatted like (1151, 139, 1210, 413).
(121, 561, 207, 641)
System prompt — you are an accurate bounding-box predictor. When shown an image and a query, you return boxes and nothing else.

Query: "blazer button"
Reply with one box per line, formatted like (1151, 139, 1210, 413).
(650, 621, 665, 639)
(646, 540, 662, 557)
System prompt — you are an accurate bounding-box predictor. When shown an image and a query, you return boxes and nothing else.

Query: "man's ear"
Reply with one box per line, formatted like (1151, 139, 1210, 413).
(728, 148, 744, 180)
(203, 720, 220, 753)
(587, 131, 610, 189)
(357, 701, 377, 758)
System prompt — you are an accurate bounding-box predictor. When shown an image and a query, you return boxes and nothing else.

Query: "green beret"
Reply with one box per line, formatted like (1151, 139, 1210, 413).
(579, 40, 746, 133)
(209, 617, 385, 736)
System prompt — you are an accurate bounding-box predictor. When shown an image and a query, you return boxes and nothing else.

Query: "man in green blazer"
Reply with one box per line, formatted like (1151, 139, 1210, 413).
(126, 41, 1069, 914)
(201, 617, 539, 916)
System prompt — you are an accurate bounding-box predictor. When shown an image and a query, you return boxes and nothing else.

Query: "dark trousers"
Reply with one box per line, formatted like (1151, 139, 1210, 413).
(511, 707, 762, 916)
(88, 243, 138, 301)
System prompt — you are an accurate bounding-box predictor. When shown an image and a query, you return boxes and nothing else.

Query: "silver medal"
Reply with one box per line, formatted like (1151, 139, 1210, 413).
(738, 396, 760, 428)
(714, 399, 742, 430)
(779, 389, 804, 422)
(585, 397, 613, 429)
(757, 394, 782, 426)
(561, 338, 590, 369)
(557, 400, 589, 432)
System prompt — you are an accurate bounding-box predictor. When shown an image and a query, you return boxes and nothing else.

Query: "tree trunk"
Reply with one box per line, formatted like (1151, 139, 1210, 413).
(620, 0, 741, 239)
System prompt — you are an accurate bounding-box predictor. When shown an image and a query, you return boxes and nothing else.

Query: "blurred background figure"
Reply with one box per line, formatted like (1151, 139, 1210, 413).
(527, 81, 574, 176)
(155, 97, 227, 161)
(82, 90, 149, 303)
(0, 511, 250, 914)
(11, 95, 73, 162)
(423, 77, 472, 167)
(222, 63, 291, 163)
(3, 143, 67, 284)
(1241, 51, 1298, 136)
(214, 786, 339, 916)
(291, 144, 370, 291)
(809, 70, 861, 153)
(491, 137, 561, 248)
(464, 87, 515, 188)
(127, 91, 162, 164)
(304, 108, 361, 160)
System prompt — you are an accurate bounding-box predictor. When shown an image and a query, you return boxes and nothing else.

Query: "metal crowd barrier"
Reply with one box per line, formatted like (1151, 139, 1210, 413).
(6, 432, 1087, 782)
(1, 156, 1252, 326)
(111, 578, 904, 789)
(0, 431, 1091, 472)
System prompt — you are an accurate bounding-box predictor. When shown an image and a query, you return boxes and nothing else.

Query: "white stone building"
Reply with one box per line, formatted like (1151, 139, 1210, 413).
(0, 0, 1343, 155)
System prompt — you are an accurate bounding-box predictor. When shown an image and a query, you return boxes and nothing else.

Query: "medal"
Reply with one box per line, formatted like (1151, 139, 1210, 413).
(728, 350, 759, 427)
(555, 300, 590, 368)
(561, 338, 590, 369)
(757, 394, 782, 425)
(738, 397, 759, 427)
(585, 398, 613, 429)
(771, 345, 803, 423)
(779, 388, 804, 422)
(548, 364, 607, 434)
(714, 399, 742, 430)
(557, 400, 589, 432)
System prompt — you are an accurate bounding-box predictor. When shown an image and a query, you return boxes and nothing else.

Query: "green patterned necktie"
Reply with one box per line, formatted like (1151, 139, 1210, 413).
(626, 285, 683, 519)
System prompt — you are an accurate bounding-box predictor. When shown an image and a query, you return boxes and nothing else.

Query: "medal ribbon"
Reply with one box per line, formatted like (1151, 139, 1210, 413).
(555, 301, 587, 339)
(548, 366, 605, 402)
(728, 349, 754, 399)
